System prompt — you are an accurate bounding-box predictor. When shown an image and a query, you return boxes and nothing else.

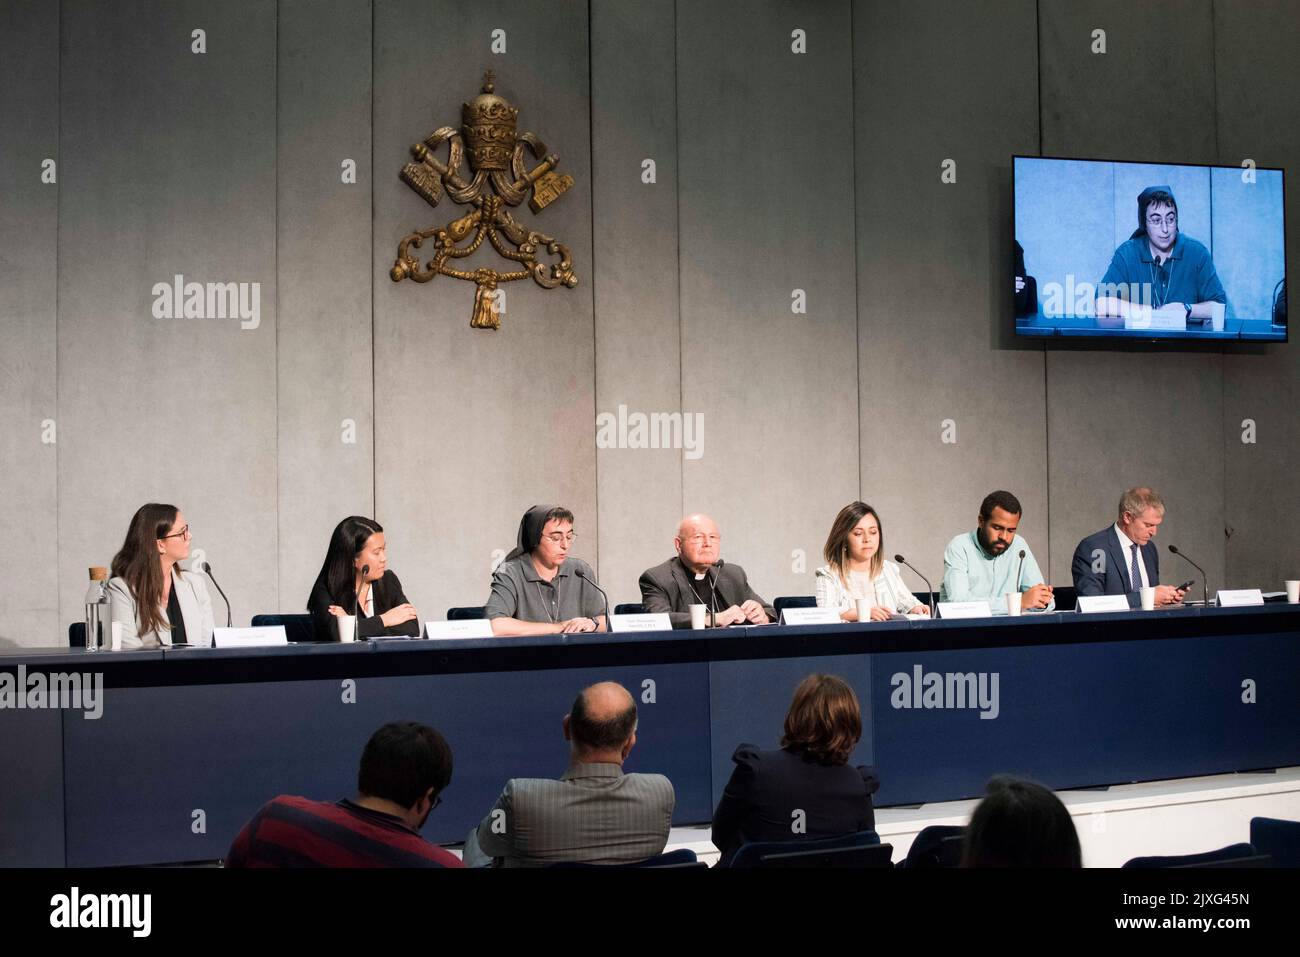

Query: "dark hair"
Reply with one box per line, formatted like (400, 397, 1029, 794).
(569, 686, 637, 751)
(961, 775, 1082, 868)
(979, 491, 1022, 522)
(311, 516, 384, 614)
(780, 674, 862, 766)
(543, 506, 574, 526)
(823, 501, 884, 585)
(357, 722, 454, 809)
(110, 503, 181, 638)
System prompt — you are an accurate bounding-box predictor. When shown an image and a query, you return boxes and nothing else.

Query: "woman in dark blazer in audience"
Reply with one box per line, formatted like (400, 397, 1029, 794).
(712, 674, 878, 865)
(307, 516, 420, 642)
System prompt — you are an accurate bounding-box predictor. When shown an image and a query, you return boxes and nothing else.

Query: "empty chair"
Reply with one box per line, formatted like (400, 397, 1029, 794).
(251, 613, 315, 643)
(446, 606, 487, 621)
(613, 602, 647, 616)
(1123, 842, 1259, 868)
(773, 595, 817, 614)
(728, 829, 883, 869)
(551, 848, 701, 869)
(1249, 817, 1300, 868)
(900, 825, 965, 868)
(68, 622, 87, 648)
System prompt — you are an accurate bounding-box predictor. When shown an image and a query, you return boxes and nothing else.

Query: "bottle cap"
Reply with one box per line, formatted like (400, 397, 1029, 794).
(89, 566, 108, 581)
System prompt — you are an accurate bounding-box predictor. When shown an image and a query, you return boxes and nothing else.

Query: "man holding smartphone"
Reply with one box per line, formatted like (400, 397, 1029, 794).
(1072, 487, 1187, 608)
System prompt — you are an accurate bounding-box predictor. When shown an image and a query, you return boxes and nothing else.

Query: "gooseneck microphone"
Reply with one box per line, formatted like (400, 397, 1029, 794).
(894, 554, 935, 617)
(356, 565, 370, 617)
(1168, 545, 1208, 605)
(574, 566, 610, 632)
(199, 561, 233, 629)
(706, 559, 725, 627)
(1017, 549, 1027, 594)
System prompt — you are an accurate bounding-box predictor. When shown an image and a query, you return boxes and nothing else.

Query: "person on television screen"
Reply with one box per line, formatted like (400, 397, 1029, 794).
(1095, 186, 1226, 323)
(1013, 240, 1038, 318)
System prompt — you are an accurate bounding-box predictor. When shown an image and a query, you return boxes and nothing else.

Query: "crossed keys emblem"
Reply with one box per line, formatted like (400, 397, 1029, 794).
(389, 72, 577, 330)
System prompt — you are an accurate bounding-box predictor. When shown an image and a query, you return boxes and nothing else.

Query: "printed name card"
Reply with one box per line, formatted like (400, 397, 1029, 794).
(1076, 595, 1132, 614)
(610, 613, 673, 633)
(1215, 589, 1264, 608)
(212, 626, 288, 648)
(425, 619, 494, 640)
(935, 601, 993, 620)
(779, 607, 843, 626)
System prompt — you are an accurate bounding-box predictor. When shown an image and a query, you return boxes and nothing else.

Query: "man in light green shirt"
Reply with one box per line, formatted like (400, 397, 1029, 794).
(940, 490, 1055, 612)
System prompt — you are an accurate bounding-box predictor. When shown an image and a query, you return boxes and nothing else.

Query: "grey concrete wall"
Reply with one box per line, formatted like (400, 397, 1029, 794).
(854, 0, 1047, 592)
(277, 0, 375, 615)
(1040, 0, 1227, 594)
(0, 1, 60, 647)
(0, 0, 1294, 646)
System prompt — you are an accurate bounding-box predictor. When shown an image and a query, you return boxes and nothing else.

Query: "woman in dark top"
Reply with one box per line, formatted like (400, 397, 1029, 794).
(307, 516, 420, 642)
(712, 674, 878, 865)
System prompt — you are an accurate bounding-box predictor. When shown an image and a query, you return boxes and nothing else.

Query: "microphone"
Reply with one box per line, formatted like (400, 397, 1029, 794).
(199, 561, 232, 630)
(894, 554, 935, 617)
(1168, 545, 1208, 604)
(356, 564, 370, 617)
(1017, 548, 1026, 593)
(574, 566, 610, 632)
(706, 559, 725, 627)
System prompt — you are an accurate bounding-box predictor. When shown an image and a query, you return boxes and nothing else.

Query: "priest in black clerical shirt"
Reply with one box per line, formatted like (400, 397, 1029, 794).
(638, 514, 775, 629)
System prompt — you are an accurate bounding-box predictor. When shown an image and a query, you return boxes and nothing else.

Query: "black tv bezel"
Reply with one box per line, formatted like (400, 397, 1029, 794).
(1011, 153, 1288, 348)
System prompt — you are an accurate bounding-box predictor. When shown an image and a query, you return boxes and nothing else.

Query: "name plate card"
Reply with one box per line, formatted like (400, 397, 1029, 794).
(425, 619, 494, 640)
(779, 607, 843, 626)
(1076, 595, 1132, 614)
(1216, 589, 1264, 608)
(212, 626, 288, 648)
(935, 601, 993, 620)
(610, 613, 673, 633)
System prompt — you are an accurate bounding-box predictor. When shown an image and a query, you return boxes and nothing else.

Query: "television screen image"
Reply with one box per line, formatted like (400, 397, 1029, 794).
(1013, 156, 1287, 341)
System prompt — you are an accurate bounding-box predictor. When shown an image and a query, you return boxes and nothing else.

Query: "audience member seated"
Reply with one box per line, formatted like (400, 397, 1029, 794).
(712, 674, 878, 866)
(225, 722, 460, 867)
(961, 775, 1081, 868)
(463, 681, 674, 866)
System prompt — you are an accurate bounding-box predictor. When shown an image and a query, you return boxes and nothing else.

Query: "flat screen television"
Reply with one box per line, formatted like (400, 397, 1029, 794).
(1013, 155, 1286, 342)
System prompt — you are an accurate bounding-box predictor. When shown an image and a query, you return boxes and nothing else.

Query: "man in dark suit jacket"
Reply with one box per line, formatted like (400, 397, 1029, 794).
(1071, 487, 1185, 608)
(639, 513, 775, 628)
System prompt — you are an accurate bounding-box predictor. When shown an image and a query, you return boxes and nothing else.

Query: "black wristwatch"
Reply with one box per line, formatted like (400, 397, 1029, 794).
(1184, 302, 1193, 320)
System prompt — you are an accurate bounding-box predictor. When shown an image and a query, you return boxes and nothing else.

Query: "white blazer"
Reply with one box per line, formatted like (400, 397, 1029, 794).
(814, 561, 925, 615)
(108, 568, 215, 650)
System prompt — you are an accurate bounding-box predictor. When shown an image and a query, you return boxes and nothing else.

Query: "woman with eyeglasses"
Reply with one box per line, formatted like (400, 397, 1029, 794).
(308, 516, 420, 642)
(107, 503, 215, 649)
(485, 504, 607, 636)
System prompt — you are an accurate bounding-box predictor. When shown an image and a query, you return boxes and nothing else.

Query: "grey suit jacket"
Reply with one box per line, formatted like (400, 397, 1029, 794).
(108, 568, 215, 650)
(638, 556, 775, 629)
(465, 762, 675, 867)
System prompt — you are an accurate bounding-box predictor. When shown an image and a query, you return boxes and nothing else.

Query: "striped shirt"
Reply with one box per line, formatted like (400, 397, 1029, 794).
(224, 796, 463, 868)
(466, 762, 675, 867)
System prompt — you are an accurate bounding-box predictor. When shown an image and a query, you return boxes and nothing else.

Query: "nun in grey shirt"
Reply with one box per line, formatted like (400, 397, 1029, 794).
(486, 504, 608, 636)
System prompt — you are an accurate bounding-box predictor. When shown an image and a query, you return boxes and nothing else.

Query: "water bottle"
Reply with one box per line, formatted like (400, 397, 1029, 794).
(84, 567, 110, 652)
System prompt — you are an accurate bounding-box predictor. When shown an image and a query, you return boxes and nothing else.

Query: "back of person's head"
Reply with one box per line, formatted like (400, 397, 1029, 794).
(780, 674, 862, 766)
(357, 721, 453, 809)
(961, 775, 1081, 868)
(568, 682, 637, 755)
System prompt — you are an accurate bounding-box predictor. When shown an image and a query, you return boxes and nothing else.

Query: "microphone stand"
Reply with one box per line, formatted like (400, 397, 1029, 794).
(894, 554, 936, 617)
